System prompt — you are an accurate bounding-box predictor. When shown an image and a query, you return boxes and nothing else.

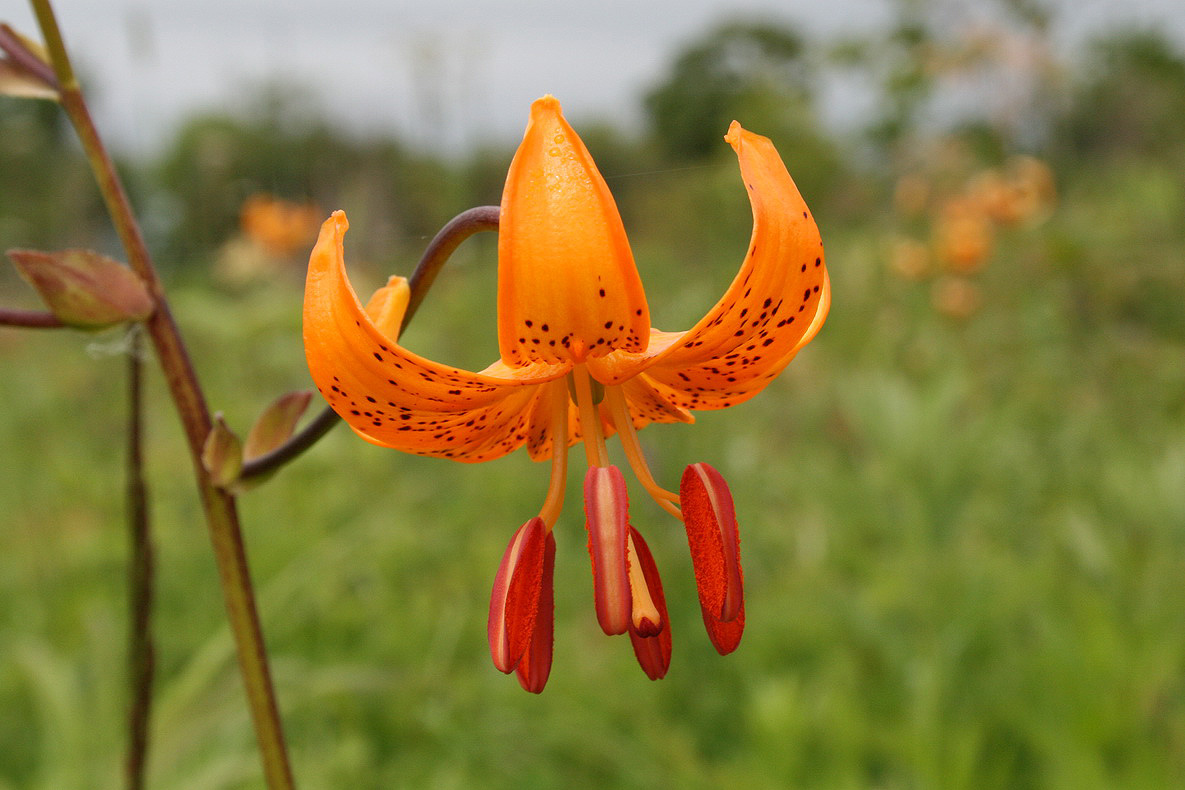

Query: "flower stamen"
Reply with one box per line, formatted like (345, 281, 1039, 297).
(604, 385, 682, 520)
(537, 380, 570, 530)
(626, 527, 672, 680)
(571, 365, 609, 468)
(584, 465, 631, 635)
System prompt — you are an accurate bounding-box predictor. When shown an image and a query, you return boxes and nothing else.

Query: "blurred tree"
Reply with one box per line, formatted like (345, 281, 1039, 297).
(153, 84, 466, 275)
(642, 18, 841, 204)
(834, 0, 1061, 158)
(0, 96, 107, 253)
(1058, 31, 1185, 165)
(645, 20, 810, 160)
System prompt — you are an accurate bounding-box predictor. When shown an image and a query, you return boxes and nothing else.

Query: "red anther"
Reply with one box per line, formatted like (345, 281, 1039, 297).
(680, 462, 745, 653)
(584, 465, 631, 635)
(701, 600, 745, 656)
(516, 533, 556, 693)
(487, 517, 547, 673)
(627, 527, 672, 680)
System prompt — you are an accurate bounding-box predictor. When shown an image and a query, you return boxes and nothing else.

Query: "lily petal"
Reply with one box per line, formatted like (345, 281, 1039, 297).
(587, 123, 829, 412)
(303, 211, 569, 461)
(498, 95, 650, 367)
(363, 275, 409, 342)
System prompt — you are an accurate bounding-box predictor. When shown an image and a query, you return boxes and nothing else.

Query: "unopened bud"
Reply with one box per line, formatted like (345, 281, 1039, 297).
(0, 25, 57, 101)
(243, 391, 313, 462)
(202, 414, 243, 489)
(7, 249, 153, 329)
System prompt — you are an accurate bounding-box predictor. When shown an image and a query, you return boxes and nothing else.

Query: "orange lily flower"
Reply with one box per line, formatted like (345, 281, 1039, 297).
(303, 95, 829, 692)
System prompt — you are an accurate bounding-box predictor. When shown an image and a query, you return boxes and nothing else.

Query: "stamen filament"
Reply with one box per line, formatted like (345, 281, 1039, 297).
(538, 380, 570, 530)
(572, 366, 610, 469)
(604, 385, 682, 520)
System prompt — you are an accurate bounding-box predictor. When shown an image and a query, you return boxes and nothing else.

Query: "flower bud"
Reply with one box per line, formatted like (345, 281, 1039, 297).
(202, 414, 243, 489)
(243, 391, 313, 462)
(0, 24, 58, 101)
(7, 249, 153, 329)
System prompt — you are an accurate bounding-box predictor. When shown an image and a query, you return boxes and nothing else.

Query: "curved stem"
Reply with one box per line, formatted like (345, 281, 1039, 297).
(238, 403, 340, 481)
(401, 205, 500, 334)
(0, 307, 65, 328)
(29, 1, 294, 786)
(238, 205, 500, 484)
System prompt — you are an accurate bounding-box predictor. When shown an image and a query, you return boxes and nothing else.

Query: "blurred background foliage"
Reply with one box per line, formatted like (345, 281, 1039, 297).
(2, 0, 1185, 787)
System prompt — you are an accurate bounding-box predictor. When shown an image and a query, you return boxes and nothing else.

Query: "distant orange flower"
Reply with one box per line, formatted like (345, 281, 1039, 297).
(240, 193, 322, 257)
(893, 173, 931, 218)
(933, 196, 995, 273)
(303, 96, 829, 692)
(889, 236, 932, 280)
(932, 276, 982, 319)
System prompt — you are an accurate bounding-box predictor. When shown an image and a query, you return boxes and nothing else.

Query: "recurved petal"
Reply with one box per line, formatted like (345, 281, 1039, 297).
(587, 123, 829, 410)
(616, 372, 694, 430)
(303, 211, 569, 461)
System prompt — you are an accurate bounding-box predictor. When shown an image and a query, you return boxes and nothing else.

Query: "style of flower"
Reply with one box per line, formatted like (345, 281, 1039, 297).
(303, 95, 829, 692)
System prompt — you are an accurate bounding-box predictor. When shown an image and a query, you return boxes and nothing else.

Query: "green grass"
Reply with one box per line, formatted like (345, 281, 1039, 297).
(2, 153, 1184, 789)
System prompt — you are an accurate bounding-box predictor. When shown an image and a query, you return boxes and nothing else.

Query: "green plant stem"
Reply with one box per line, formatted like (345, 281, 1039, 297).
(238, 205, 500, 484)
(126, 328, 153, 790)
(0, 307, 65, 328)
(28, 1, 295, 786)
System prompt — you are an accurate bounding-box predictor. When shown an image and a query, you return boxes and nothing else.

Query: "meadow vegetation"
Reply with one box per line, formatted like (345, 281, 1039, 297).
(2, 6, 1184, 788)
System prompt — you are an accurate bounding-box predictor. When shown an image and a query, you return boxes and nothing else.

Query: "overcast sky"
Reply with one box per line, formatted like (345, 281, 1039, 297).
(7, 0, 1185, 154)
